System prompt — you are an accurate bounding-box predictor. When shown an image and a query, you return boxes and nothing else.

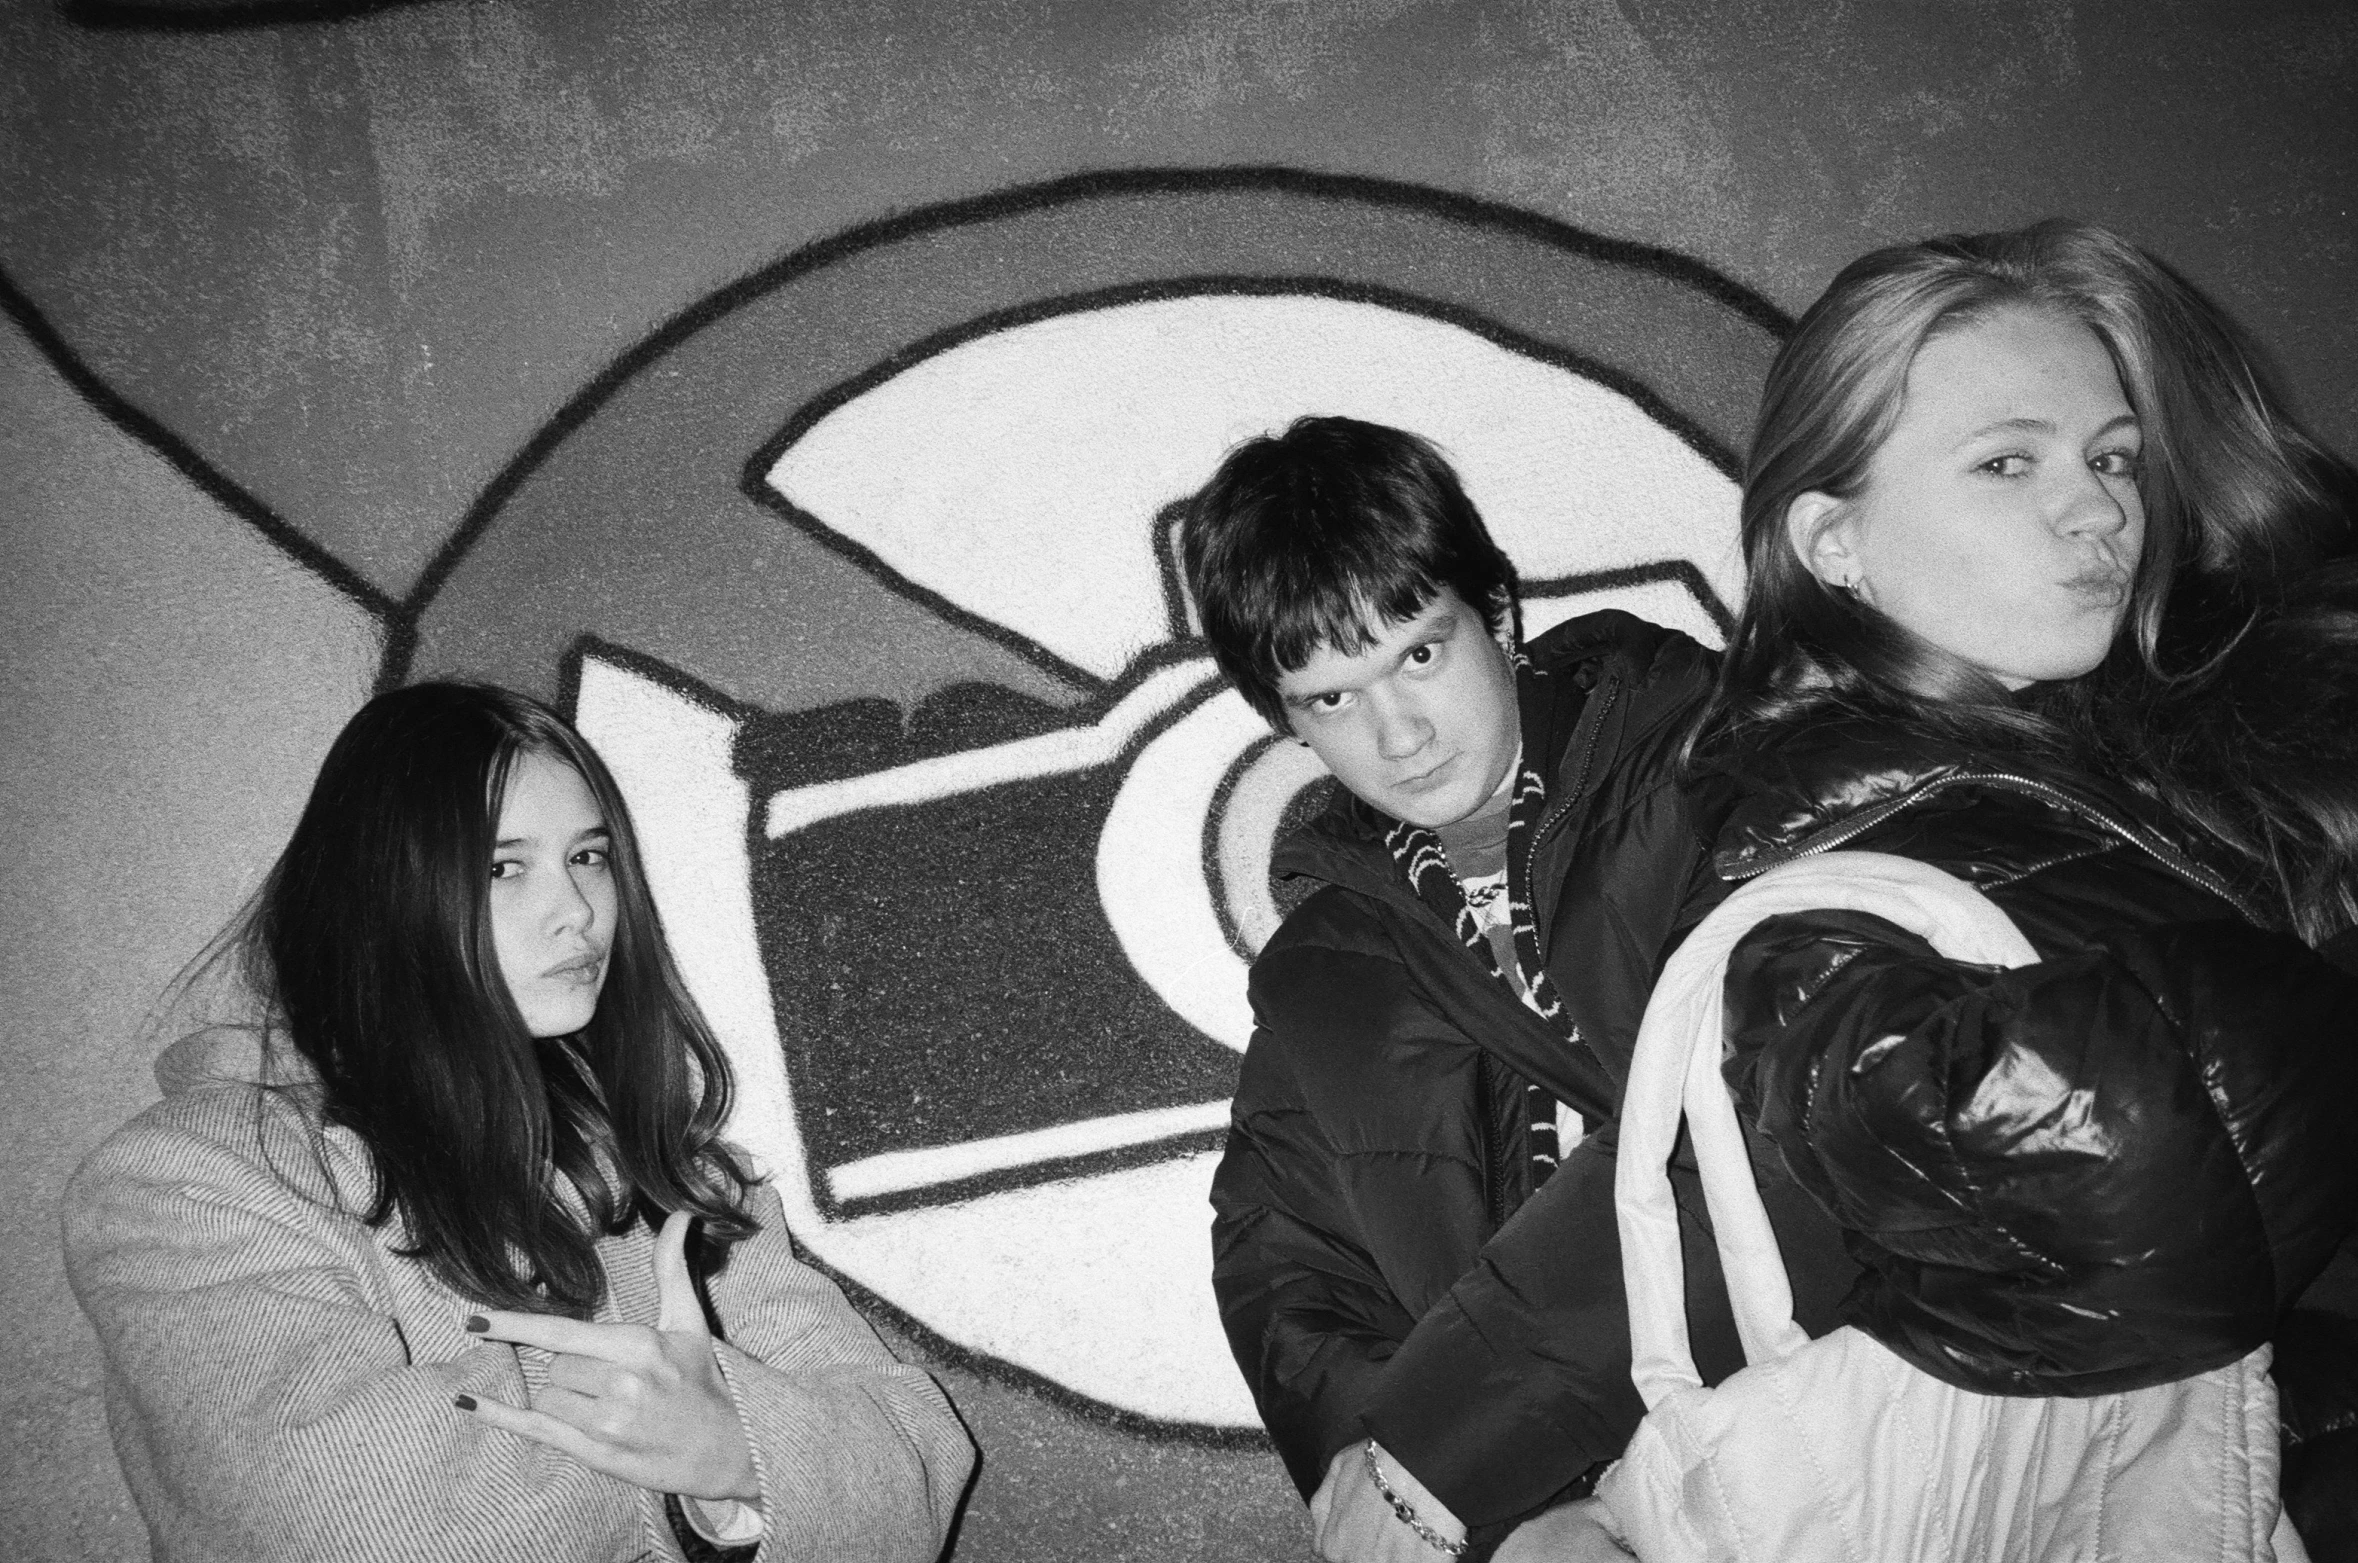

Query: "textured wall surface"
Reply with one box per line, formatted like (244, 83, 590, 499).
(3, 2, 2352, 1558)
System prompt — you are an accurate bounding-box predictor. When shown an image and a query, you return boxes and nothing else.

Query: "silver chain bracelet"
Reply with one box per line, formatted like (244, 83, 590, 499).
(1362, 1439, 1468, 1558)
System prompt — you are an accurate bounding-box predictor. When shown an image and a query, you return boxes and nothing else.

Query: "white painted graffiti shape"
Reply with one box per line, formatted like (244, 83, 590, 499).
(577, 292, 1740, 1429)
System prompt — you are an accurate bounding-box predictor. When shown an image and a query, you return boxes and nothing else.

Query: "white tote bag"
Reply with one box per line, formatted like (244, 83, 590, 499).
(1590, 852, 2304, 1563)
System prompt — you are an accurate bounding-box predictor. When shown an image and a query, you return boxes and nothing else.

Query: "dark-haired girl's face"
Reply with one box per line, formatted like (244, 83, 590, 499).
(1792, 305, 2146, 688)
(489, 751, 617, 1038)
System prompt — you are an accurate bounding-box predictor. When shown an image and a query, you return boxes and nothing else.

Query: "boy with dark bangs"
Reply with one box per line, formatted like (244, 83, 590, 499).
(1186, 416, 1853, 1561)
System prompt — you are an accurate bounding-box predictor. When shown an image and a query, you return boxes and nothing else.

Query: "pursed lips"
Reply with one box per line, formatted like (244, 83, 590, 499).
(539, 951, 605, 982)
(2059, 554, 2131, 604)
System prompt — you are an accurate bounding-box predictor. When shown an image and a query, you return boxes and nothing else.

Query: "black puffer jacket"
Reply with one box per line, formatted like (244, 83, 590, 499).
(1711, 716, 2358, 1548)
(1208, 612, 1861, 1533)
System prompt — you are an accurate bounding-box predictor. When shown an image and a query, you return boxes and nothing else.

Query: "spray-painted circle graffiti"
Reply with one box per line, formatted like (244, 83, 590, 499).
(398, 169, 1788, 1435)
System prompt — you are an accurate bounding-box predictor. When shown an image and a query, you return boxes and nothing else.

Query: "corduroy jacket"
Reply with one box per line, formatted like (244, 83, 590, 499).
(64, 1029, 976, 1563)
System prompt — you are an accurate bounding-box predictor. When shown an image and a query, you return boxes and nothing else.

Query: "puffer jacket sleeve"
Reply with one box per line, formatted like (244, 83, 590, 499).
(1358, 1121, 1860, 1528)
(700, 1179, 976, 1563)
(1209, 1028, 1416, 1498)
(1209, 922, 1500, 1499)
(2278, 1236, 2358, 1559)
(2287, 903, 2358, 1556)
(1723, 907, 2358, 1396)
(1357, 1135, 1646, 1521)
(2285, 926, 2358, 1557)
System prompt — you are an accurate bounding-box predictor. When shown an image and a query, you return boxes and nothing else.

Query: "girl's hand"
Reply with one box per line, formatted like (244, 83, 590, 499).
(457, 1211, 759, 1504)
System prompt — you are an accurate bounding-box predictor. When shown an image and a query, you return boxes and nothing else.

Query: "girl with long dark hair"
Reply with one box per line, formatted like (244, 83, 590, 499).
(65, 683, 974, 1563)
(1659, 220, 2358, 1552)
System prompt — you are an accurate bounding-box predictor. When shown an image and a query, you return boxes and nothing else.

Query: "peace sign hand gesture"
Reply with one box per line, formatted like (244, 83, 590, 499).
(456, 1211, 760, 1505)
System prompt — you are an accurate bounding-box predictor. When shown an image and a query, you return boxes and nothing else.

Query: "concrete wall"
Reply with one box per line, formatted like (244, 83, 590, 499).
(3, 2, 2351, 1556)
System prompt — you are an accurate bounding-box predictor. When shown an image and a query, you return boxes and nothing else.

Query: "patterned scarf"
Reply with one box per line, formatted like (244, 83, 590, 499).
(1384, 751, 1578, 1187)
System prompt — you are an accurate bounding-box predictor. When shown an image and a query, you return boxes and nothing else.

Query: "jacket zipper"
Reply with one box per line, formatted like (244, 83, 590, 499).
(1476, 1053, 1513, 1232)
(1722, 768, 2261, 924)
(1523, 671, 1622, 909)
(1505, 668, 1623, 1059)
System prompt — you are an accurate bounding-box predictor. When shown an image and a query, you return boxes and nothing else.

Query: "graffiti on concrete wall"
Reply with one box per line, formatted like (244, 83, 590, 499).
(11, 166, 1784, 1439)
(400, 170, 1780, 1434)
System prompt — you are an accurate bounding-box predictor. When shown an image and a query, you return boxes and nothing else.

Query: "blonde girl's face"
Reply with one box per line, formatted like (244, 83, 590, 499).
(1790, 304, 2147, 689)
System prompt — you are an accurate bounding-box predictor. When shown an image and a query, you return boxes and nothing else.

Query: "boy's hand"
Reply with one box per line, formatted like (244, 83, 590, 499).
(1309, 1440, 1467, 1563)
(1493, 1499, 1634, 1562)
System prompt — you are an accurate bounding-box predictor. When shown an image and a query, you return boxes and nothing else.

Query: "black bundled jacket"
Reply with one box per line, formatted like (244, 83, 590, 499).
(1713, 717, 2358, 1389)
(1213, 635, 2358, 1539)
(1207, 611, 1862, 1532)
(1711, 715, 2358, 1549)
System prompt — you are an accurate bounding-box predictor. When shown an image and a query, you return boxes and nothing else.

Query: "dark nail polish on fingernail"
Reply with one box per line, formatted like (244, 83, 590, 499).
(453, 1394, 477, 1411)
(464, 1315, 488, 1333)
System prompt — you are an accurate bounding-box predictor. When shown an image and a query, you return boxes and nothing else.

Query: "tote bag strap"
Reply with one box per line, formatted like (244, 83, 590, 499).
(1617, 851, 2040, 1410)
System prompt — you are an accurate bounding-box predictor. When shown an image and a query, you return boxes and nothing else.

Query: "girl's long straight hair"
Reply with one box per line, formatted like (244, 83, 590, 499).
(239, 682, 757, 1315)
(1694, 219, 2358, 937)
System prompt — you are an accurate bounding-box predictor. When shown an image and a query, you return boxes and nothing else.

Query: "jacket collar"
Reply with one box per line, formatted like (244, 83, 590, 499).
(1705, 712, 2258, 919)
(155, 1024, 276, 1095)
(1708, 716, 1978, 877)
